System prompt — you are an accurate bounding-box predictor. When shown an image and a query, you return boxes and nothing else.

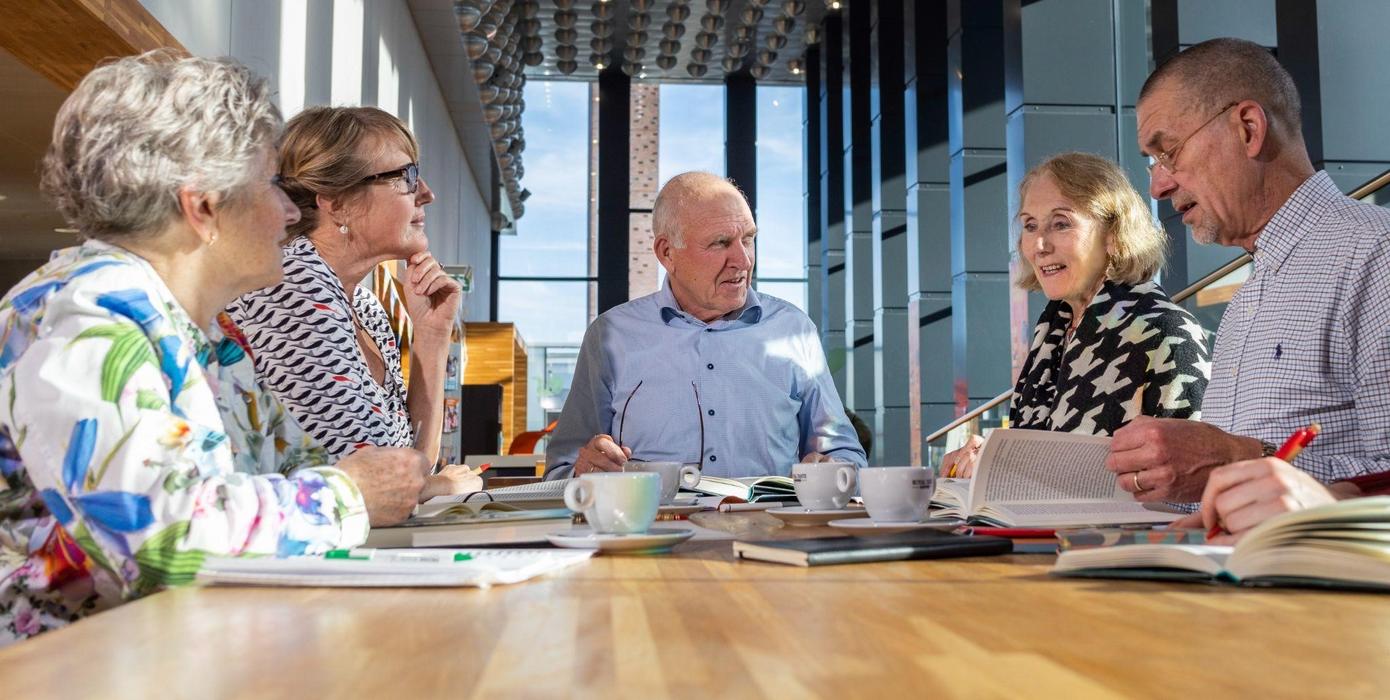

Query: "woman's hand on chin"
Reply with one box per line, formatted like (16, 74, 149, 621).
(403, 251, 462, 339)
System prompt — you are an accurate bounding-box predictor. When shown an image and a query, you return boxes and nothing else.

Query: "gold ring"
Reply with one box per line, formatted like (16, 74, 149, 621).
(1132, 471, 1143, 492)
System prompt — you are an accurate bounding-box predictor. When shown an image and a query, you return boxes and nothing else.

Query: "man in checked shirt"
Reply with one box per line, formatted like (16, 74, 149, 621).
(1105, 37, 1390, 511)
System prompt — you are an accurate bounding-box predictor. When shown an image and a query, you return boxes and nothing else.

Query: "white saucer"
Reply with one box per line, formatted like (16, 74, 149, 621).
(765, 507, 869, 527)
(827, 518, 965, 535)
(546, 527, 695, 553)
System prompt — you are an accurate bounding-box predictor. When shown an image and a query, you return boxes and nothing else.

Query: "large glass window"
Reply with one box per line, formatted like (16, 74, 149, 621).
(659, 84, 726, 182)
(754, 85, 808, 314)
(496, 80, 596, 430)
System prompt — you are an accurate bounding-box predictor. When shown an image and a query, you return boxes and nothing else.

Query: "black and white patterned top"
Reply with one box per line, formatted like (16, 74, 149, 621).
(225, 237, 412, 459)
(1009, 279, 1211, 436)
(1202, 171, 1390, 483)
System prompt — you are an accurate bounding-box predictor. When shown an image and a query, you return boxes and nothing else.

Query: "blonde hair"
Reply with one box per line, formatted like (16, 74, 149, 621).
(1014, 152, 1167, 291)
(41, 50, 281, 240)
(276, 106, 420, 238)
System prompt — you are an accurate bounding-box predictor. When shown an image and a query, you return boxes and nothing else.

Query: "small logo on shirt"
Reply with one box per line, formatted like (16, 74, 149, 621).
(1274, 343, 1283, 360)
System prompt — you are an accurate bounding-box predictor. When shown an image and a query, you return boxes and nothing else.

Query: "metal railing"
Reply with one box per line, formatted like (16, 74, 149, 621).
(923, 167, 1390, 445)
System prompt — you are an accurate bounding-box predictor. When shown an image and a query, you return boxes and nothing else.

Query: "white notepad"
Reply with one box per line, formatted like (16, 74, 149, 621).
(197, 549, 593, 588)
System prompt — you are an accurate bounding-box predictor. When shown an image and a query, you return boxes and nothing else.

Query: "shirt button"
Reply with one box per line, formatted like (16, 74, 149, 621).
(709, 455, 717, 462)
(707, 409, 715, 416)
(706, 363, 714, 370)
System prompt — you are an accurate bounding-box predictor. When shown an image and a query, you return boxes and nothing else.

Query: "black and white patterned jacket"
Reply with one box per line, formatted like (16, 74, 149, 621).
(1009, 280, 1211, 436)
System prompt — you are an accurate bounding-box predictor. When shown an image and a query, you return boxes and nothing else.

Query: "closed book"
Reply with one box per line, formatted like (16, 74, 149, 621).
(732, 531, 1013, 567)
(364, 508, 573, 548)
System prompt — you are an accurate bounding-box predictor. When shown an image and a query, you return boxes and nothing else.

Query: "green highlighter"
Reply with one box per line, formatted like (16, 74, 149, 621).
(325, 548, 474, 562)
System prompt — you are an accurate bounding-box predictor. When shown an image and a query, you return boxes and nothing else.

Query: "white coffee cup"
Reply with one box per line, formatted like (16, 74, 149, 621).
(791, 461, 857, 510)
(563, 472, 661, 534)
(859, 466, 935, 523)
(623, 460, 701, 505)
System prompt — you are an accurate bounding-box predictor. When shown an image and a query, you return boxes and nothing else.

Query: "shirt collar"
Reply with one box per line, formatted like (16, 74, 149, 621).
(1252, 170, 1341, 273)
(656, 277, 764, 327)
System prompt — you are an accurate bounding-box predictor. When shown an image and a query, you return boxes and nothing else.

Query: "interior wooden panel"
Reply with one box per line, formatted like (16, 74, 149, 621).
(463, 322, 528, 451)
(0, 0, 184, 91)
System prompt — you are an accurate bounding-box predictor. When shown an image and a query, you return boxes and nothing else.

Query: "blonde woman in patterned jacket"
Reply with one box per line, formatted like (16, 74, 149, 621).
(941, 152, 1211, 478)
(0, 52, 428, 645)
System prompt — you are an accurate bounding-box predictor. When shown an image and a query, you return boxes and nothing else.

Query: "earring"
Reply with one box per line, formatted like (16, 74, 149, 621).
(208, 232, 218, 247)
(338, 224, 350, 235)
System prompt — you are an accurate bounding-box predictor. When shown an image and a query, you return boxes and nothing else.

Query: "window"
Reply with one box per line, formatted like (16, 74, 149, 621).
(496, 80, 596, 429)
(754, 85, 808, 313)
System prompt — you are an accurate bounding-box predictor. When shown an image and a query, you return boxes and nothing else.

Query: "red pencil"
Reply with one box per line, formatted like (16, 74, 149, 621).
(1207, 423, 1320, 539)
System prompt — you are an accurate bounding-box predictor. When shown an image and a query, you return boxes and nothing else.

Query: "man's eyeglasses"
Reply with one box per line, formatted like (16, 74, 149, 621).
(617, 380, 706, 469)
(1146, 101, 1239, 177)
(358, 162, 421, 194)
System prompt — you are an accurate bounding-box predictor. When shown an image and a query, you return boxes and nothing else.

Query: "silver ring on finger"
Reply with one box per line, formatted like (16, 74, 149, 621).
(1132, 471, 1144, 493)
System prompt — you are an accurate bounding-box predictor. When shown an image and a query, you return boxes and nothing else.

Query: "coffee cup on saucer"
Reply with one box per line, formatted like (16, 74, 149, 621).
(563, 472, 661, 534)
(859, 466, 935, 523)
(622, 460, 701, 505)
(791, 461, 857, 510)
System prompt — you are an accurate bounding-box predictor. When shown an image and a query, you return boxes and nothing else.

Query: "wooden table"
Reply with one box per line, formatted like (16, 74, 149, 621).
(2, 513, 1387, 698)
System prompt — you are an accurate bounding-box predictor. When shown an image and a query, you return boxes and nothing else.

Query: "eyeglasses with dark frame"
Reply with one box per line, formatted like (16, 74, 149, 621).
(617, 380, 706, 470)
(358, 162, 421, 194)
(1146, 101, 1239, 177)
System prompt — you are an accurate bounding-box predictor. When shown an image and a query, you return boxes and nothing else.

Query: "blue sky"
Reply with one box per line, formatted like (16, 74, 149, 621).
(498, 81, 807, 347)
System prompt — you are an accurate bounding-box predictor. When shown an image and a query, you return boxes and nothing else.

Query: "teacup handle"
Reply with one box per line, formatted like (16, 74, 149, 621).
(836, 465, 856, 494)
(679, 464, 701, 489)
(564, 479, 594, 513)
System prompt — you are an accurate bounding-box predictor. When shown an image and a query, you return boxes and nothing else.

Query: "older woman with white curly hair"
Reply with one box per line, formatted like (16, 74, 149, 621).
(0, 51, 430, 645)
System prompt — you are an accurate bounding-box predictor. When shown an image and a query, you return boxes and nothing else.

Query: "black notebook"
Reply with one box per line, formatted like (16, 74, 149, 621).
(732, 531, 1013, 567)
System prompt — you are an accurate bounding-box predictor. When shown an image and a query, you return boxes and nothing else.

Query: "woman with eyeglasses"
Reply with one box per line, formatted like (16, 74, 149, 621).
(0, 53, 430, 644)
(226, 107, 478, 499)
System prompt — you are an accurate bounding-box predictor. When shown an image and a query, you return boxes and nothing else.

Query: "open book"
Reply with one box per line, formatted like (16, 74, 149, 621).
(687, 475, 797, 503)
(932, 429, 1181, 528)
(417, 479, 572, 516)
(1053, 497, 1390, 591)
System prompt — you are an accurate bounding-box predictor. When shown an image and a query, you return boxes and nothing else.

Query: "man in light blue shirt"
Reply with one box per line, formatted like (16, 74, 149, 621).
(545, 172, 866, 480)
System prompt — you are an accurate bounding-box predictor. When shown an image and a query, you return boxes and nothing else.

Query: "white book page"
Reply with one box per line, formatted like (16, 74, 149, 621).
(971, 429, 1114, 505)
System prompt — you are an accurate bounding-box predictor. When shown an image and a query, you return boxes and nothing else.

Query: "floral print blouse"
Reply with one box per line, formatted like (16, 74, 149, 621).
(0, 240, 369, 646)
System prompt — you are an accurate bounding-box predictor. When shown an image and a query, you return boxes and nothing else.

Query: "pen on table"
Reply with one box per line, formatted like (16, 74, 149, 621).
(1207, 422, 1321, 540)
(325, 548, 473, 562)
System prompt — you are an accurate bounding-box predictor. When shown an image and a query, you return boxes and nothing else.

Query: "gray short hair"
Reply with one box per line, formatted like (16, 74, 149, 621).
(41, 50, 283, 240)
(651, 171, 746, 248)
(1140, 37, 1302, 142)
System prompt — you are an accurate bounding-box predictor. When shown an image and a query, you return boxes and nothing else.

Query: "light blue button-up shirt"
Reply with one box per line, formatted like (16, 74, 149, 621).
(544, 280, 867, 480)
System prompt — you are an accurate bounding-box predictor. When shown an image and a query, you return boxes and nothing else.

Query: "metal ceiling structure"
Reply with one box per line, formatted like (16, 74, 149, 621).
(452, 0, 837, 221)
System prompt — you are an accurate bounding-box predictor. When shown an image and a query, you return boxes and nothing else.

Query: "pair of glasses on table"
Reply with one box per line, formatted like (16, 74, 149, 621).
(617, 380, 705, 468)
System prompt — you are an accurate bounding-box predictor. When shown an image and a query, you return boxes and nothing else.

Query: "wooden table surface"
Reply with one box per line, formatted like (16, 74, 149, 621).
(2, 512, 1387, 699)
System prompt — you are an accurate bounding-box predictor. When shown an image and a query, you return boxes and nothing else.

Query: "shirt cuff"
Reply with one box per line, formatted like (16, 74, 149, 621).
(312, 466, 371, 547)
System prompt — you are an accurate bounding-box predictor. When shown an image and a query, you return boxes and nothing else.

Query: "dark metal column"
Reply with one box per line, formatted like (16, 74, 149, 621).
(947, 0, 1012, 414)
(596, 66, 631, 314)
(725, 72, 758, 216)
(819, 13, 848, 396)
(805, 44, 824, 333)
(906, 0, 952, 459)
(871, 0, 910, 465)
(843, 0, 876, 446)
